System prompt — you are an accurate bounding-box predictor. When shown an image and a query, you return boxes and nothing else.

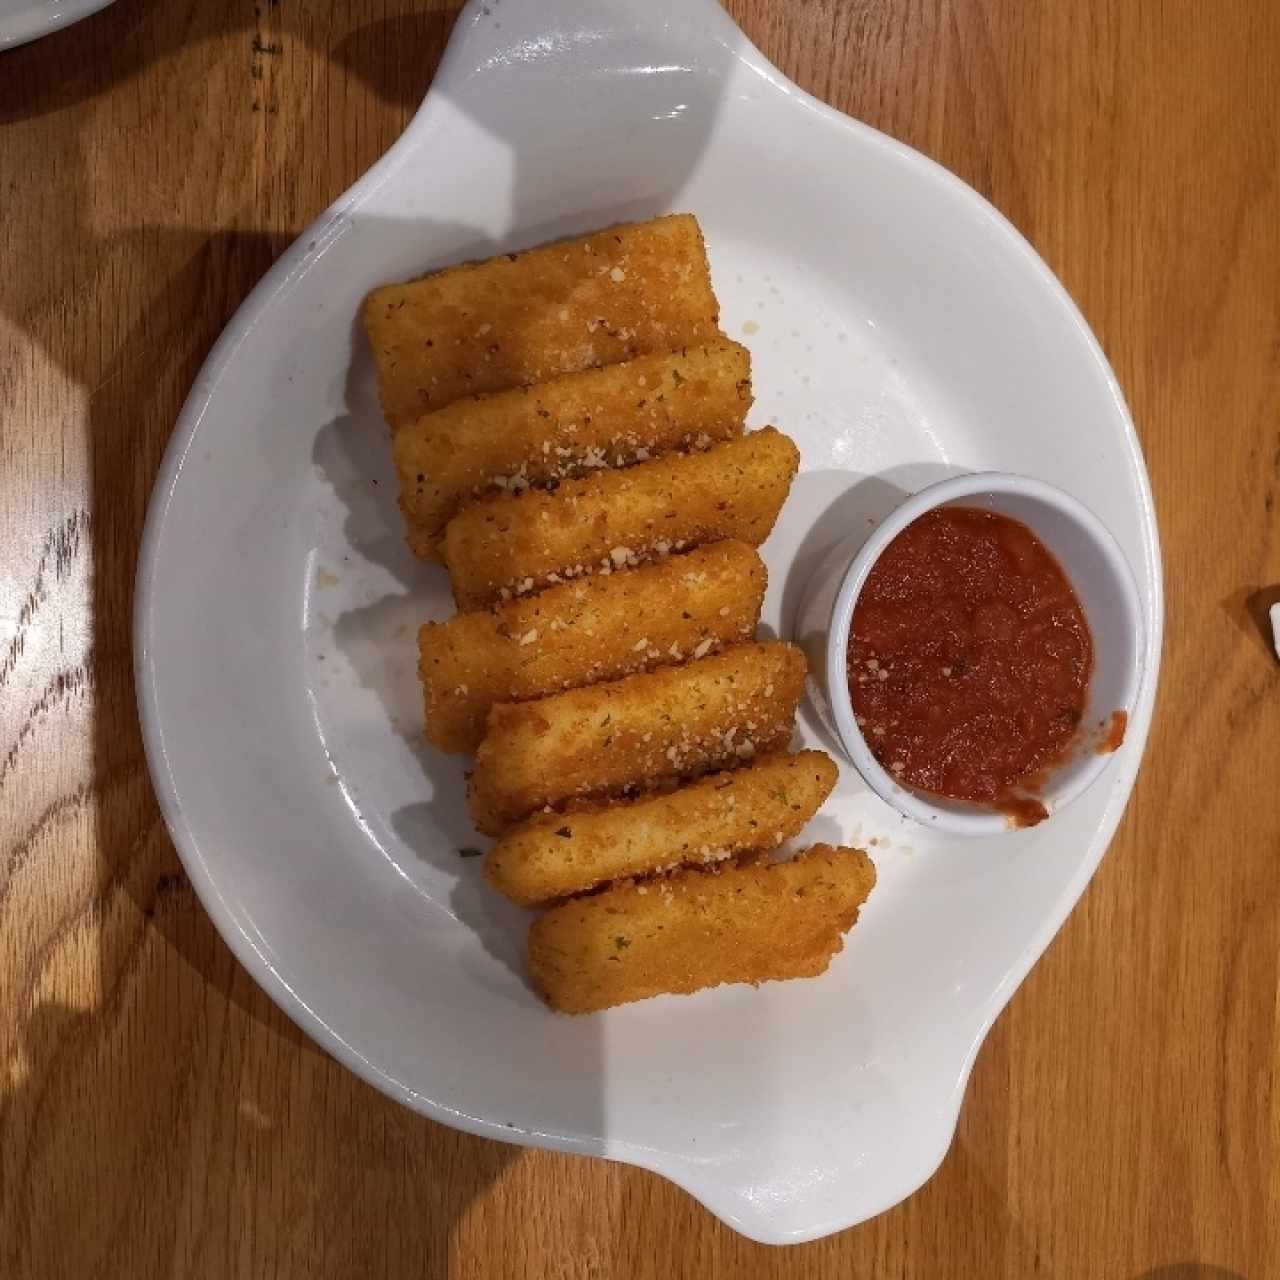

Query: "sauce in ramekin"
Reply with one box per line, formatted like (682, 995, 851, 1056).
(848, 506, 1093, 823)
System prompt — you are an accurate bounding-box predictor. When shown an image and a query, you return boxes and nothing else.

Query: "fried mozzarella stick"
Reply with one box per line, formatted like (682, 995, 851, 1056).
(394, 341, 752, 560)
(443, 427, 800, 609)
(528, 843, 877, 1014)
(486, 750, 838, 906)
(468, 641, 807, 835)
(363, 214, 721, 426)
(420, 541, 766, 754)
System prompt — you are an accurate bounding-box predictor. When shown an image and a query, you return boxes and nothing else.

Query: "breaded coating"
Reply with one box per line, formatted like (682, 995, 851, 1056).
(419, 541, 766, 754)
(443, 427, 800, 609)
(394, 342, 752, 560)
(487, 750, 839, 906)
(528, 843, 877, 1013)
(363, 214, 721, 426)
(469, 642, 807, 835)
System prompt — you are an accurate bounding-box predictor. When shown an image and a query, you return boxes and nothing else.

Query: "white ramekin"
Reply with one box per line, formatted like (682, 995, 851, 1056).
(794, 472, 1145, 836)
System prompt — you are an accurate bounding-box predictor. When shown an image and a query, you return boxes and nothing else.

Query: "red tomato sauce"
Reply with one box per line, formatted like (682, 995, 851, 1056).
(1098, 708, 1128, 753)
(848, 506, 1093, 814)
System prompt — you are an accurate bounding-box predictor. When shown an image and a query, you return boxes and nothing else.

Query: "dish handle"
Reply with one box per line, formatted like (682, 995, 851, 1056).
(425, 0, 754, 128)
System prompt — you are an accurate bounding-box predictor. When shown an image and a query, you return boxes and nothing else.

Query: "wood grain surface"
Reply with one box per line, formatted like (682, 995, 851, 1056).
(2, 1, 1278, 1276)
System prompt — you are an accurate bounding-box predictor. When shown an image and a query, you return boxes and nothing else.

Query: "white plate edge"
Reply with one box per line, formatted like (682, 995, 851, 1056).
(0, 0, 116, 49)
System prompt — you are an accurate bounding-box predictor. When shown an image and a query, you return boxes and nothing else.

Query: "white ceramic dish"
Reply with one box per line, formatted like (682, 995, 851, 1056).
(135, 0, 1163, 1244)
(797, 471, 1145, 836)
(0, 0, 114, 49)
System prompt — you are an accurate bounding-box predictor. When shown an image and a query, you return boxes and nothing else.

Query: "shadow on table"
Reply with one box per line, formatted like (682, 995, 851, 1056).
(0, 0, 739, 1272)
(1221, 583, 1280, 662)
(0, 0, 460, 124)
(0, 994, 518, 1275)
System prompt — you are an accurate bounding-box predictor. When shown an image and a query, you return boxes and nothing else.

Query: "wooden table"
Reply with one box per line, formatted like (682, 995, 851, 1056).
(2, 1, 1277, 1275)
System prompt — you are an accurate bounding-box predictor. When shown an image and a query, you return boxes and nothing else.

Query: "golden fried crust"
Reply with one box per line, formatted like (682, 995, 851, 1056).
(468, 641, 807, 835)
(363, 214, 721, 427)
(394, 342, 752, 560)
(486, 750, 839, 906)
(442, 427, 800, 609)
(419, 541, 766, 754)
(527, 844, 877, 1014)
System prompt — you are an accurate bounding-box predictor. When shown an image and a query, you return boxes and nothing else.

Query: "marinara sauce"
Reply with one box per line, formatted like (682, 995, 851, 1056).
(848, 506, 1093, 818)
